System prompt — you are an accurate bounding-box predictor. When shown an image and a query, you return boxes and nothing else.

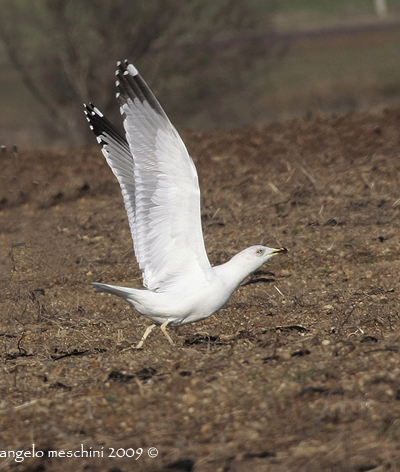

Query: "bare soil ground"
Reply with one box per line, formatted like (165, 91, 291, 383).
(1, 109, 400, 471)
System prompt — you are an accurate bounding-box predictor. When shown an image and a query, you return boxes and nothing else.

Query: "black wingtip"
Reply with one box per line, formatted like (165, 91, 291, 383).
(115, 60, 165, 118)
(84, 102, 128, 148)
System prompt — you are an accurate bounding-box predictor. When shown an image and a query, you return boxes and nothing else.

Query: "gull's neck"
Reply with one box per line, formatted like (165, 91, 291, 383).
(213, 256, 255, 295)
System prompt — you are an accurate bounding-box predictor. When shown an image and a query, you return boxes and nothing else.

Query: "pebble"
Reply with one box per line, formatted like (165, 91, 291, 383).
(183, 394, 198, 407)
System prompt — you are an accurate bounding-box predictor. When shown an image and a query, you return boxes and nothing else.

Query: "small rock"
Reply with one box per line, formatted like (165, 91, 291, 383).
(183, 394, 197, 407)
(279, 350, 291, 361)
(201, 423, 212, 434)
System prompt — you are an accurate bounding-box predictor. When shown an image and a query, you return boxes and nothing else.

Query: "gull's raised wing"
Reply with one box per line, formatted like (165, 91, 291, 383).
(85, 61, 212, 291)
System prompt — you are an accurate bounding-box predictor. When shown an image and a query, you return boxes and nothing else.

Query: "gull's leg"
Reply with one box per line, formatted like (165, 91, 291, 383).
(136, 324, 156, 349)
(160, 321, 174, 346)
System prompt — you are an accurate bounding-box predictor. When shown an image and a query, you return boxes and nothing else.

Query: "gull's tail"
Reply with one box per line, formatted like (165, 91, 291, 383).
(92, 282, 160, 322)
(92, 282, 136, 300)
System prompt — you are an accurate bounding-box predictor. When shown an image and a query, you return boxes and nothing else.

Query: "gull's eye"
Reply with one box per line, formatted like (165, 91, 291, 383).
(256, 248, 264, 256)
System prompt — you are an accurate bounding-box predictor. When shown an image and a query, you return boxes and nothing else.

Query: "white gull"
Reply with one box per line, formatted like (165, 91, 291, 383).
(84, 60, 287, 348)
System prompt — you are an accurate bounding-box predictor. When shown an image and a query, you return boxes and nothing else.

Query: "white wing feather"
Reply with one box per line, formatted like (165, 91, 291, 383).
(85, 61, 212, 291)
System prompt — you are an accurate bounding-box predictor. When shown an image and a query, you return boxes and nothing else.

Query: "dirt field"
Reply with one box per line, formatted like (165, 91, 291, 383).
(1, 109, 400, 471)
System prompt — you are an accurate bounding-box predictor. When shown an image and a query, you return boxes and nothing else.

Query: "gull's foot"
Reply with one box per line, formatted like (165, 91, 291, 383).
(135, 324, 156, 349)
(135, 322, 174, 348)
(160, 321, 174, 346)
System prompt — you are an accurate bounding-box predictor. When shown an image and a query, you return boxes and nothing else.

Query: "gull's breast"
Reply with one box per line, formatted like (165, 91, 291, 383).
(167, 277, 233, 326)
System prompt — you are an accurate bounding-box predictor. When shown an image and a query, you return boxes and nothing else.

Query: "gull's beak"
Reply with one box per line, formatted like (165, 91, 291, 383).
(272, 247, 288, 255)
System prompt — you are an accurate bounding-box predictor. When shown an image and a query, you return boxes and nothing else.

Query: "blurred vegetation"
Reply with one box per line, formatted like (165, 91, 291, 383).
(0, 0, 278, 145)
(280, 0, 400, 16)
(0, 1, 400, 148)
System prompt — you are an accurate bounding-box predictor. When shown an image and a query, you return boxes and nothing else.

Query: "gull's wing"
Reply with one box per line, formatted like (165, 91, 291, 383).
(84, 60, 212, 291)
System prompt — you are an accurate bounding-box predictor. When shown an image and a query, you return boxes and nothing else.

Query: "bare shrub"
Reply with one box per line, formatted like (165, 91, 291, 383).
(0, 0, 278, 144)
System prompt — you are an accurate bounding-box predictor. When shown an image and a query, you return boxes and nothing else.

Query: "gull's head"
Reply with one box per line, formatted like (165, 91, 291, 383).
(216, 245, 288, 289)
(233, 245, 288, 272)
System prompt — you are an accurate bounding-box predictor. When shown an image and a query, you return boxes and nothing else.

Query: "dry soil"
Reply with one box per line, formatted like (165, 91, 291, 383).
(1, 109, 400, 471)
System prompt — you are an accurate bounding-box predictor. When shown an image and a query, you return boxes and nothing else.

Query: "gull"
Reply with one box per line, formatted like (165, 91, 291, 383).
(84, 60, 287, 348)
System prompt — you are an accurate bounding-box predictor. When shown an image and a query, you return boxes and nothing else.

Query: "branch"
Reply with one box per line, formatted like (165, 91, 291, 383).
(0, 24, 60, 121)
